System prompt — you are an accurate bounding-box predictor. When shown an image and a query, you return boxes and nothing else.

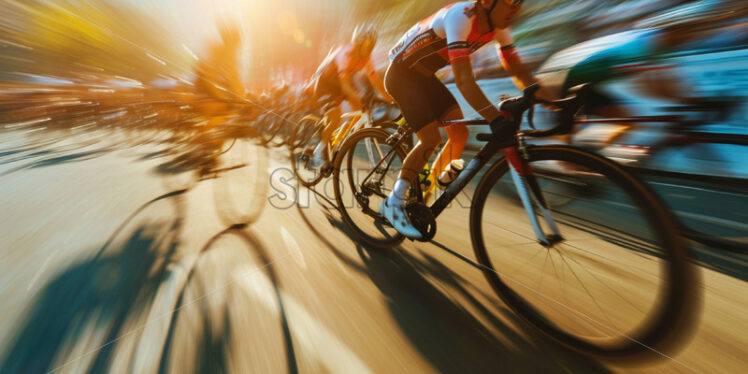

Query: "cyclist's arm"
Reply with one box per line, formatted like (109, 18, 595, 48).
(451, 55, 502, 122)
(495, 29, 555, 101)
(365, 61, 394, 103)
(339, 73, 363, 109)
(445, 9, 502, 122)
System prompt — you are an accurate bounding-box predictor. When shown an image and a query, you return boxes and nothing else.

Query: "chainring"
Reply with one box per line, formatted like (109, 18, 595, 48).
(406, 202, 437, 242)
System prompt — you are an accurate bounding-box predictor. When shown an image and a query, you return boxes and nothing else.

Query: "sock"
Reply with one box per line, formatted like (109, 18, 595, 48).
(387, 178, 410, 207)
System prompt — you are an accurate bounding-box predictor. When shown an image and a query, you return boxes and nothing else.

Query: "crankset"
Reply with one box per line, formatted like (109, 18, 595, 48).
(406, 202, 436, 242)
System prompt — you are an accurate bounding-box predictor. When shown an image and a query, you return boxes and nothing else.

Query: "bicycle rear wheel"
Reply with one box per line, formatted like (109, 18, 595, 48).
(289, 118, 325, 188)
(333, 128, 407, 249)
(470, 145, 699, 361)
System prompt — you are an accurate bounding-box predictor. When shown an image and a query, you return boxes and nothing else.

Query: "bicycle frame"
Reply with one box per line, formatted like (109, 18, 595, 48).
(359, 125, 563, 246)
(332, 111, 368, 148)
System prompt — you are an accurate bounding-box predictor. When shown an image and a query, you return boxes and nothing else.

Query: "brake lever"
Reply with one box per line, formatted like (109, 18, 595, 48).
(527, 103, 536, 129)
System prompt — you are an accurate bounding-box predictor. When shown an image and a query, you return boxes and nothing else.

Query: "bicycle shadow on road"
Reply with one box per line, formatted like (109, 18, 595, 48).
(0, 189, 299, 373)
(315, 196, 610, 372)
(294, 199, 369, 276)
(158, 226, 298, 374)
(355, 242, 610, 373)
(0, 188, 188, 374)
(0, 223, 181, 374)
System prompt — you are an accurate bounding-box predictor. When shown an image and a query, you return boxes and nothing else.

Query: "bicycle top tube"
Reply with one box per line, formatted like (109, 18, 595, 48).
(439, 118, 489, 127)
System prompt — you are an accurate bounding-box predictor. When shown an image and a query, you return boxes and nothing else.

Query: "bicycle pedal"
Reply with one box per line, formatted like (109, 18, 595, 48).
(405, 202, 437, 242)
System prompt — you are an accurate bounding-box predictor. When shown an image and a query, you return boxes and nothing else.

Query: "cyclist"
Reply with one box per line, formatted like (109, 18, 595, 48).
(380, 0, 551, 238)
(535, 0, 736, 149)
(310, 23, 394, 168)
(190, 22, 247, 168)
(193, 22, 245, 127)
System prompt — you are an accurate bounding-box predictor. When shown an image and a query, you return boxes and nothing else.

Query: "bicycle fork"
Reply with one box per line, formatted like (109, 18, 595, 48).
(504, 146, 563, 247)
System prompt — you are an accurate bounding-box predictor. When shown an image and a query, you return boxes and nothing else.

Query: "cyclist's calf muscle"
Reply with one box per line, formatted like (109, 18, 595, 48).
(399, 123, 441, 181)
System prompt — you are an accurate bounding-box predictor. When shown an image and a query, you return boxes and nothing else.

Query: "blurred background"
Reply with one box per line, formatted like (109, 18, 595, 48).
(1, 1, 747, 373)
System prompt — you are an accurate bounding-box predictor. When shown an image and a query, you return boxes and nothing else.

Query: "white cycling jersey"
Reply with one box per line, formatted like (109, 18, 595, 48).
(389, 1, 514, 72)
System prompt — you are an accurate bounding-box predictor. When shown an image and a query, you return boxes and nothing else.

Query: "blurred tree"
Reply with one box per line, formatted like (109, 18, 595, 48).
(3, 0, 190, 83)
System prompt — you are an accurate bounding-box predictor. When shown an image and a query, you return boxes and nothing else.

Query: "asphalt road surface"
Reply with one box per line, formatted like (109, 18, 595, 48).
(0, 127, 747, 373)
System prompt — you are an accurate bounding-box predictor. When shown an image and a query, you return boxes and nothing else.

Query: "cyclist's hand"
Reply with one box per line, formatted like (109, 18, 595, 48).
(489, 114, 515, 140)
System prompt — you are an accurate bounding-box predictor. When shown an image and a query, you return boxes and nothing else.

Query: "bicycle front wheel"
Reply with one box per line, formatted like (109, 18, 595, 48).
(470, 145, 699, 361)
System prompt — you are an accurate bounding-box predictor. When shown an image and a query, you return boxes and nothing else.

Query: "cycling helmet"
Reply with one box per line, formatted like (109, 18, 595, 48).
(351, 23, 378, 47)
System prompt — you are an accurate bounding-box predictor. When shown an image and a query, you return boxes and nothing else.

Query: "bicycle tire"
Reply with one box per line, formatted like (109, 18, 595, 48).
(470, 145, 699, 361)
(333, 128, 406, 249)
(256, 113, 278, 146)
(269, 114, 294, 148)
(288, 115, 320, 150)
(289, 120, 325, 188)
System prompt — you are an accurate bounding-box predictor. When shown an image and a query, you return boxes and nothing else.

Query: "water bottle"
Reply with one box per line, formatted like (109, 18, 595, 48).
(437, 159, 465, 190)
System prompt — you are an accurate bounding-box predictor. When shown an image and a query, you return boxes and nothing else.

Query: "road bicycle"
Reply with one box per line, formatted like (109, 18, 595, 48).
(332, 84, 699, 360)
(289, 95, 400, 188)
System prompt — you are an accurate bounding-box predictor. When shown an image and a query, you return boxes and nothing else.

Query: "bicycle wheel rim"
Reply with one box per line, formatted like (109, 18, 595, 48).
(334, 128, 405, 249)
(290, 117, 319, 150)
(470, 145, 698, 360)
(290, 124, 325, 188)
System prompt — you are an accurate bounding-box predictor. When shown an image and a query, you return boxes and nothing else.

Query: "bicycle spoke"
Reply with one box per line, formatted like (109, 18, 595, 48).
(472, 146, 693, 356)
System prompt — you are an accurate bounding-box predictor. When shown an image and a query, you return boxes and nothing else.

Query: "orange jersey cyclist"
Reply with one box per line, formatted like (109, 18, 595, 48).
(310, 24, 393, 168)
(381, 0, 553, 238)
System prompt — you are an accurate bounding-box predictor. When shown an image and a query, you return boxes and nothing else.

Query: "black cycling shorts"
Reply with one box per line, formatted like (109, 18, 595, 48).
(384, 62, 459, 132)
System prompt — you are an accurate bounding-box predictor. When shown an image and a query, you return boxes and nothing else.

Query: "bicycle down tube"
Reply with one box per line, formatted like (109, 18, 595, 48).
(429, 136, 562, 246)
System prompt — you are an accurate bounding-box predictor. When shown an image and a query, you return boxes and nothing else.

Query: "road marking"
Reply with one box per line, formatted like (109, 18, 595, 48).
(235, 267, 373, 374)
(281, 226, 307, 269)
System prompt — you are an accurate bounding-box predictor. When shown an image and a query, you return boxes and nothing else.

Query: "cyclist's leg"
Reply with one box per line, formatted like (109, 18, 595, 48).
(378, 61, 443, 237)
(419, 73, 466, 199)
(427, 106, 466, 198)
(399, 122, 442, 183)
(313, 76, 344, 163)
(318, 104, 342, 161)
(379, 122, 440, 238)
